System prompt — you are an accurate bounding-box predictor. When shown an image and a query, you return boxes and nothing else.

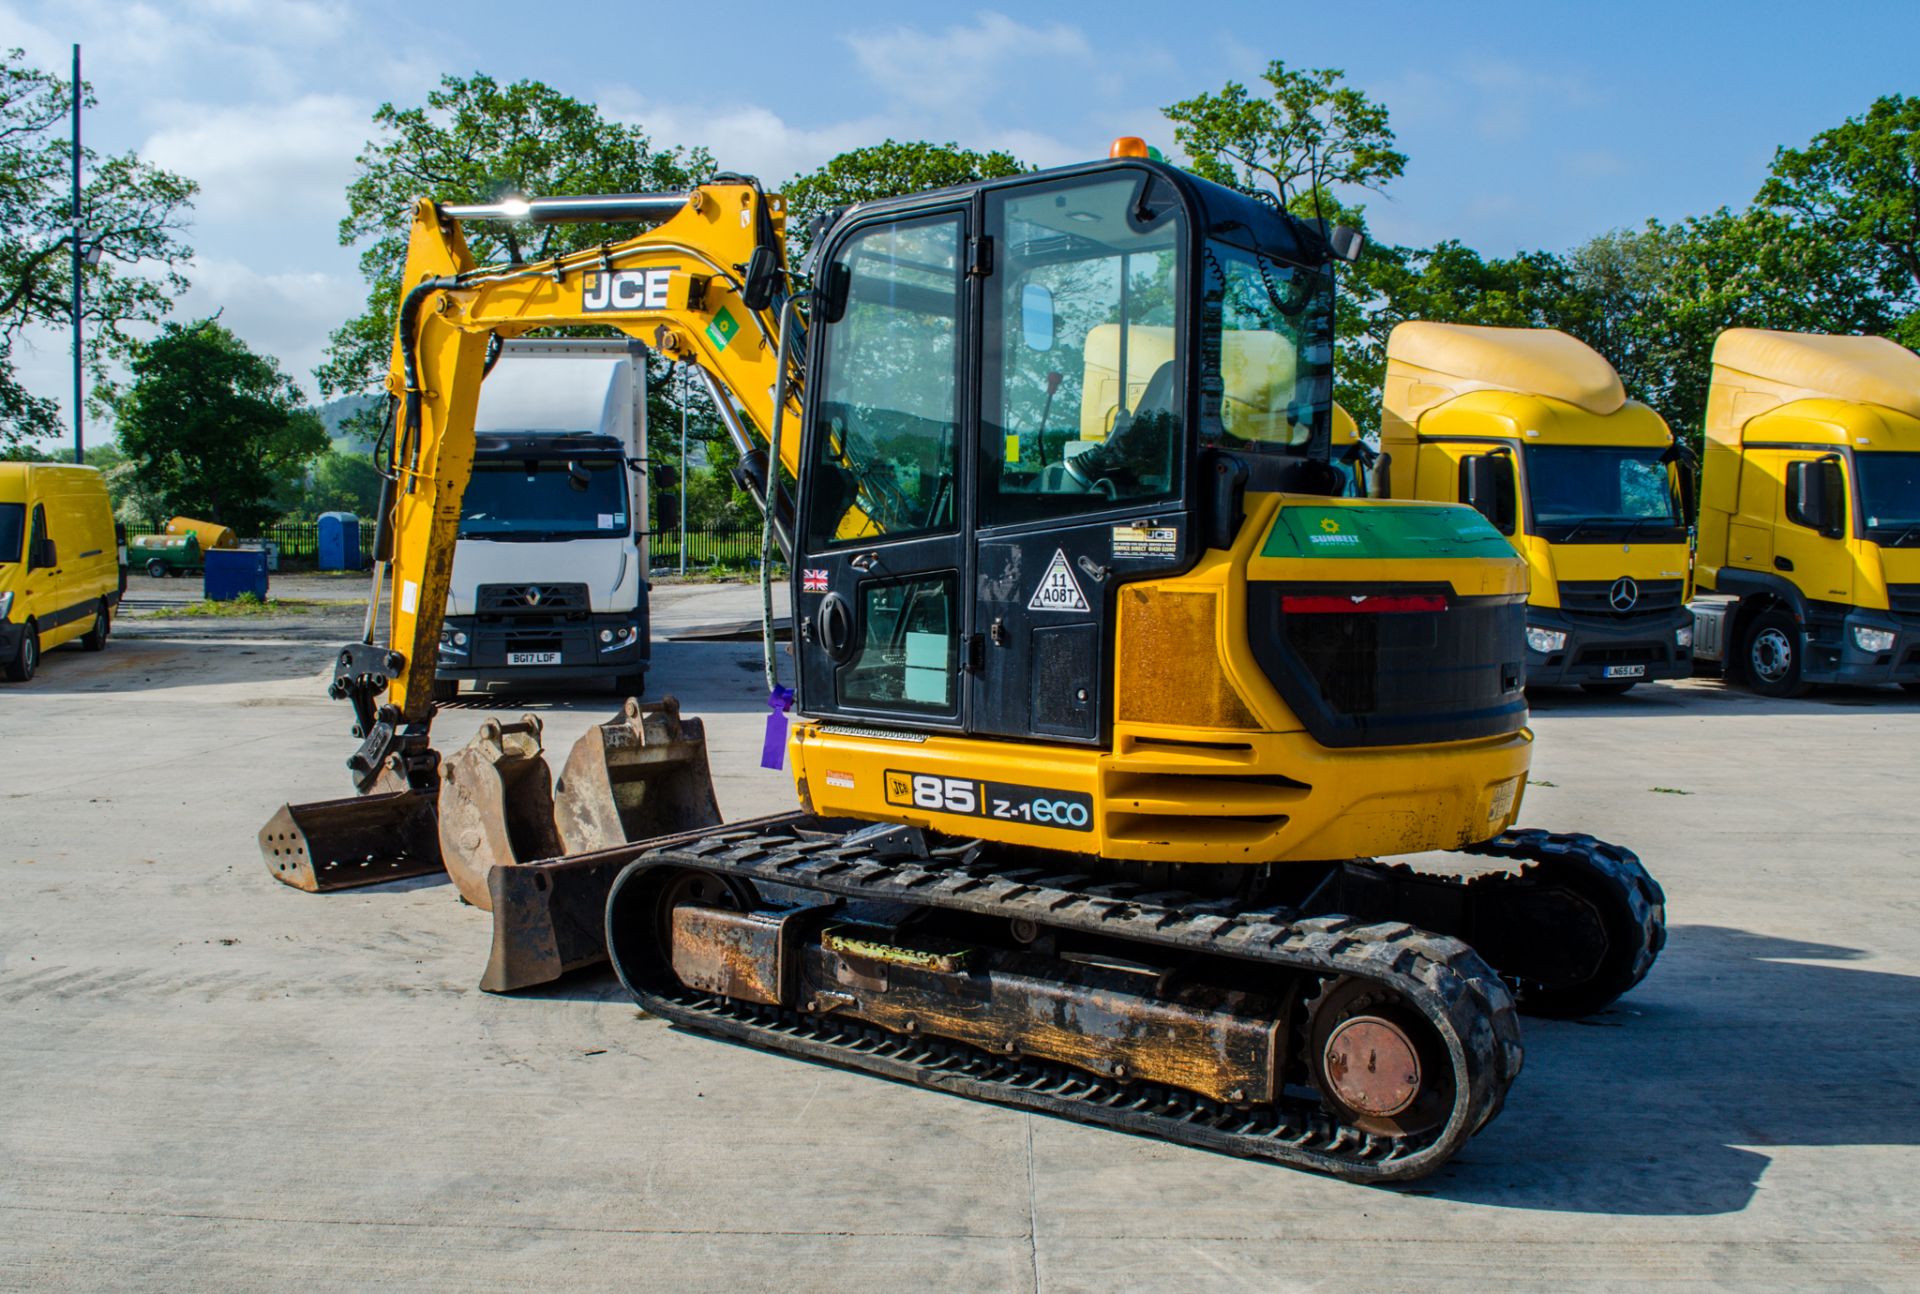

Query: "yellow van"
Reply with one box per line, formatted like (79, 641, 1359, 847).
(0, 462, 122, 681)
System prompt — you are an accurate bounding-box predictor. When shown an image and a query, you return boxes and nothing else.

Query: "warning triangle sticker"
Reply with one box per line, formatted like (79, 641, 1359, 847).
(1027, 548, 1090, 612)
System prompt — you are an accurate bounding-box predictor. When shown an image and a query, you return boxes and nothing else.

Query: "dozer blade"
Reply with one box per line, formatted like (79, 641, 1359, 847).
(435, 715, 562, 910)
(259, 788, 442, 893)
(478, 697, 724, 993)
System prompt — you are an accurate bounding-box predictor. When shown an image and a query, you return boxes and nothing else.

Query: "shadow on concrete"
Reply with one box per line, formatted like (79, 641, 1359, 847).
(1416, 924, 1920, 1214)
(13, 637, 338, 695)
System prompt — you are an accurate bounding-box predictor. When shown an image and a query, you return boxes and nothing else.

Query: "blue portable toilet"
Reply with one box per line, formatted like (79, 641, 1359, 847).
(317, 511, 361, 570)
(204, 547, 270, 601)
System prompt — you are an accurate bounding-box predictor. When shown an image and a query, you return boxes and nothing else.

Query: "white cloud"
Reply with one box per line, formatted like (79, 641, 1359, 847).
(599, 93, 893, 186)
(172, 256, 363, 395)
(846, 11, 1091, 112)
(142, 93, 367, 226)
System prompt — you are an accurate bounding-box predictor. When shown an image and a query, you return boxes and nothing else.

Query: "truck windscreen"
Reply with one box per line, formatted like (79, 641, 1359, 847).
(458, 459, 628, 541)
(1523, 445, 1683, 542)
(1858, 452, 1920, 545)
(0, 502, 22, 563)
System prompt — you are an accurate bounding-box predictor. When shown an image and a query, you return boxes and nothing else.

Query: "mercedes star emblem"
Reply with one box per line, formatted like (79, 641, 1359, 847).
(1609, 576, 1639, 612)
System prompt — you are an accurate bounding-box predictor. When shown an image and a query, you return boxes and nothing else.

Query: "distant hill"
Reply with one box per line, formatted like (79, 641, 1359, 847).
(318, 393, 383, 448)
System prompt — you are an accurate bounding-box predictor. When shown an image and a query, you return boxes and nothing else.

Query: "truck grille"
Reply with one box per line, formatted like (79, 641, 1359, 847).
(476, 582, 590, 620)
(1887, 584, 1920, 616)
(1558, 578, 1685, 620)
(1574, 644, 1670, 666)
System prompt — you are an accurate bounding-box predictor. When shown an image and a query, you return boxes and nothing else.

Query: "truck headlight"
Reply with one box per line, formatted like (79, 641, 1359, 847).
(599, 628, 613, 643)
(1674, 624, 1693, 648)
(0, 590, 12, 620)
(1853, 626, 1895, 653)
(1525, 626, 1567, 654)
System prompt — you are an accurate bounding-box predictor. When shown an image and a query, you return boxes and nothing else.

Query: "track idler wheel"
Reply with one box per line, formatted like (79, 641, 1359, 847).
(436, 715, 561, 909)
(1306, 976, 1455, 1138)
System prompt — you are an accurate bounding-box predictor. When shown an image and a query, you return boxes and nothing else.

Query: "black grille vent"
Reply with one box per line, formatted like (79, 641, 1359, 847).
(1887, 584, 1920, 616)
(477, 582, 590, 615)
(1559, 578, 1685, 620)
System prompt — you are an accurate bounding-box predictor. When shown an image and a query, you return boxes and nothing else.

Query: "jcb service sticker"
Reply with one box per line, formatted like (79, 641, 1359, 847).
(884, 770, 1093, 832)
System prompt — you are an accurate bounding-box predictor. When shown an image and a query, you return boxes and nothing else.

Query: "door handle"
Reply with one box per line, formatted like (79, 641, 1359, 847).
(817, 592, 855, 663)
(1773, 556, 1794, 572)
(849, 551, 880, 572)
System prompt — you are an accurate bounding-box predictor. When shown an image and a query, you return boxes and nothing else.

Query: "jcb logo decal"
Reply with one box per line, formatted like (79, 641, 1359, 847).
(582, 267, 680, 312)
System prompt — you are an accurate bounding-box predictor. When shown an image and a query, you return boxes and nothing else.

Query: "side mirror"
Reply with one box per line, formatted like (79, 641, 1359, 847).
(1786, 458, 1845, 538)
(819, 261, 852, 324)
(1674, 461, 1698, 527)
(1369, 449, 1393, 500)
(567, 461, 592, 493)
(1020, 283, 1055, 351)
(651, 492, 680, 530)
(651, 462, 680, 491)
(741, 244, 781, 312)
(1329, 225, 1366, 264)
(1459, 452, 1516, 533)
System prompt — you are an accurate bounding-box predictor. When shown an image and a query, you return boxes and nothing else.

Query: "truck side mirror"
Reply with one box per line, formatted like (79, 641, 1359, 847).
(650, 463, 680, 491)
(1786, 458, 1845, 538)
(651, 492, 680, 530)
(566, 461, 592, 493)
(741, 244, 781, 312)
(1459, 452, 1516, 534)
(1675, 461, 1698, 526)
(1369, 450, 1393, 499)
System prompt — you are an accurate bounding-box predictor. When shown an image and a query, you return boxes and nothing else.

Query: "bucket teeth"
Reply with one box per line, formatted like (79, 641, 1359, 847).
(259, 789, 442, 893)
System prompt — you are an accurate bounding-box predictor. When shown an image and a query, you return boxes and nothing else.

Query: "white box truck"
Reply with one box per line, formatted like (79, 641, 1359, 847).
(433, 339, 654, 701)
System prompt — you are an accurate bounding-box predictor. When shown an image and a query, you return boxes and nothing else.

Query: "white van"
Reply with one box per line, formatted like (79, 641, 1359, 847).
(1, 462, 122, 681)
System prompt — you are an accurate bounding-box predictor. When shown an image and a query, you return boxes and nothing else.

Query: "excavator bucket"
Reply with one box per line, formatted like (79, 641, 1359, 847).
(259, 786, 442, 893)
(435, 715, 562, 910)
(477, 697, 722, 992)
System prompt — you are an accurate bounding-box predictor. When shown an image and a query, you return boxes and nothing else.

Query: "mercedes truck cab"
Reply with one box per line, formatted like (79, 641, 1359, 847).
(1378, 322, 1693, 693)
(434, 339, 652, 700)
(1689, 328, 1920, 696)
(1, 462, 121, 682)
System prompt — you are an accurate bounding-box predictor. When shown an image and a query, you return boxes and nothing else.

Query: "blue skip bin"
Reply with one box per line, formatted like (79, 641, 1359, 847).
(317, 511, 360, 571)
(204, 547, 270, 602)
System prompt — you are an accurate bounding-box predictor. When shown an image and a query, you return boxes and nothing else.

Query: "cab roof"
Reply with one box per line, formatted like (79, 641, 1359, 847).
(1712, 328, 1920, 422)
(1387, 322, 1626, 416)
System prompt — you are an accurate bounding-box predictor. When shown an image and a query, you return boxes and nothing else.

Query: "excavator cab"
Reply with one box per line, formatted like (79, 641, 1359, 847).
(795, 161, 1345, 745)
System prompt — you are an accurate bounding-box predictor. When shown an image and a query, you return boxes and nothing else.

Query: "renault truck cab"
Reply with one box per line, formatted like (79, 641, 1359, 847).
(1378, 322, 1693, 693)
(1, 462, 122, 681)
(1690, 328, 1920, 696)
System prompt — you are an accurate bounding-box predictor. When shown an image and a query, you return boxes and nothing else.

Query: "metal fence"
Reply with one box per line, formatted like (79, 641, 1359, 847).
(124, 518, 774, 572)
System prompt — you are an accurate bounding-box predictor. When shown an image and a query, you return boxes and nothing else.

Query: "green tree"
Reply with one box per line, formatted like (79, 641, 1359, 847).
(1758, 94, 1920, 347)
(110, 319, 329, 532)
(783, 141, 1027, 255)
(319, 73, 712, 397)
(296, 447, 386, 518)
(0, 48, 197, 445)
(1164, 61, 1406, 207)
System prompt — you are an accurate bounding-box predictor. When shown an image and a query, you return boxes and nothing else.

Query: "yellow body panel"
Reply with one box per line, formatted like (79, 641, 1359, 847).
(790, 492, 1533, 865)
(0, 463, 119, 654)
(1696, 329, 1920, 610)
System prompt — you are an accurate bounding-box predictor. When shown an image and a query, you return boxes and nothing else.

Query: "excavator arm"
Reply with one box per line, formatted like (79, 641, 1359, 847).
(336, 183, 813, 784)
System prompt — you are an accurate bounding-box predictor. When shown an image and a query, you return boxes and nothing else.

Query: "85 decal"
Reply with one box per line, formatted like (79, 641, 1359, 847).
(884, 769, 1093, 832)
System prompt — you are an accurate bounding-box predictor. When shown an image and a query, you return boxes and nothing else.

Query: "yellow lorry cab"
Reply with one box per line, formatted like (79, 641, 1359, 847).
(1378, 322, 1694, 692)
(0, 462, 122, 682)
(1690, 328, 1920, 695)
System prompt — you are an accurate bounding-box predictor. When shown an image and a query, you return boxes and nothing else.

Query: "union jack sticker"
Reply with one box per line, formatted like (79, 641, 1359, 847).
(802, 568, 830, 593)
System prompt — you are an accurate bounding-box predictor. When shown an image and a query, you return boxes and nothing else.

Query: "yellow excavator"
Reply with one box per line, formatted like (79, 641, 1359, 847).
(259, 145, 1663, 1181)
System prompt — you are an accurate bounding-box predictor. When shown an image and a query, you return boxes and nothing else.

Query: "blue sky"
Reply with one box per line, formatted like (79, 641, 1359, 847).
(4, 0, 1917, 437)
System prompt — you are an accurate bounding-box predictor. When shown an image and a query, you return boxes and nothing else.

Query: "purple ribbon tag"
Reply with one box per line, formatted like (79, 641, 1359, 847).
(760, 686, 796, 770)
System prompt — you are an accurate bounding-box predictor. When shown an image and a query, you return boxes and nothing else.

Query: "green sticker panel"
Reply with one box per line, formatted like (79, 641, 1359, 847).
(1261, 504, 1512, 560)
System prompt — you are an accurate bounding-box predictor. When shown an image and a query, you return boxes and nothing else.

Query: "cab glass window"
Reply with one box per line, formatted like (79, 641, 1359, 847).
(1523, 445, 1684, 541)
(806, 215, 963, 548)
(1199, 241, 1333, 454)
(840, 574, 956, 714)
(27, 503, 48, 569)
(0, 502, 22, 564)
(981, 175, 1183, 527)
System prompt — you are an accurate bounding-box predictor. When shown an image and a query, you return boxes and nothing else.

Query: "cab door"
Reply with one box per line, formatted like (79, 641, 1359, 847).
(794, 208, 972, 731)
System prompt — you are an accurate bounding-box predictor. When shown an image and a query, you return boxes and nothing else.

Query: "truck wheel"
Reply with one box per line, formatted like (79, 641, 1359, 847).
(1580, 680, 1636, 695)
(1743, 610, 1812, 698)
(80, 600, 109, 651)
(613, 670, 646, 699)
(146, 559, 169, 578)
(4, 621, 38, 682)
(431, 678, 460, 704)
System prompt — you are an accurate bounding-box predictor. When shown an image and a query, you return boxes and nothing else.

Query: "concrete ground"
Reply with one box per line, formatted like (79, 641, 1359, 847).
(2, 577, 1917, 1291)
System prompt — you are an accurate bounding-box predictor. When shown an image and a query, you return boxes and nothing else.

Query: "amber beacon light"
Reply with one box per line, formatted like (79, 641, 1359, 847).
(1109, 136, 1151, 159)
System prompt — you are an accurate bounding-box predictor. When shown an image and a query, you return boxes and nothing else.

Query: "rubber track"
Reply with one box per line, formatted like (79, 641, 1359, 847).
(608, 823, 1525, 1183)
(1457, 827, 1667, 1000)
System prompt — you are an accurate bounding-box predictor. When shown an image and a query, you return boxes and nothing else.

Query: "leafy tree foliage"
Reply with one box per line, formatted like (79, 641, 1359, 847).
(110, 319, 328, 533)
(782, 140, 1027, 255)
(0, 48, 196, 446)
(320, 74, 712, 397)
(1165, 61, 1406, 206)
(297, 448, 385, 519)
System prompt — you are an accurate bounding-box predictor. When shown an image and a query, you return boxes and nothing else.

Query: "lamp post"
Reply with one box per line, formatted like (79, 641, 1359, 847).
(678, 363, 688, 576)
(69, 43, 83, 464)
